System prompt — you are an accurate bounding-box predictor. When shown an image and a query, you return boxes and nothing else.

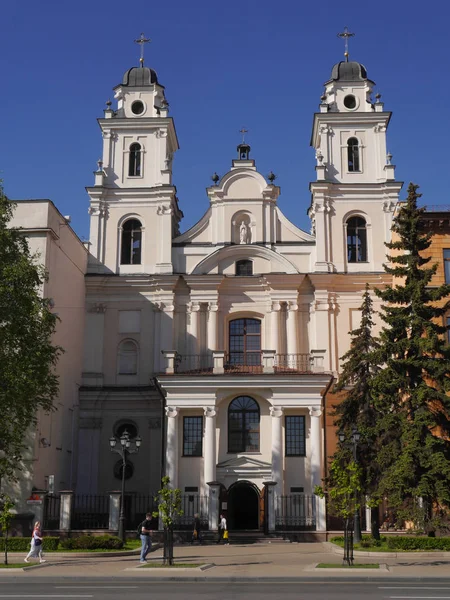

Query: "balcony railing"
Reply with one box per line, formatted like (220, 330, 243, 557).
(160, 349, 326, 375)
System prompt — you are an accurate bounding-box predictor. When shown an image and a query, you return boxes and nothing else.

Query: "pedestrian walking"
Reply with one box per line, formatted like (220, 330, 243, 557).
(24, 521, 46, 563)
(217, 513, 229, 545)
(191, 513, 202, 544)
(138, 512, 153, 563)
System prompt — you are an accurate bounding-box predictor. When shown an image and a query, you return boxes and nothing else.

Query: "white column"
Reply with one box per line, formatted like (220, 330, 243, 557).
(203, 407, 217, 490)
(188, 302, 200, 355)
(160, 302, 175, 353)
(207, 303, 218, 352)
(309, 406, 326, 531)
(165, 407, 179, 488)
(286, 302, 299, 361)
(271, 302, 281, 353)
(270, 407, 284, 494)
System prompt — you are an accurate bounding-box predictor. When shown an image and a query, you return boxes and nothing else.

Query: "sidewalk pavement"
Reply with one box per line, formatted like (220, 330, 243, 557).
(2, 542, 450, 580)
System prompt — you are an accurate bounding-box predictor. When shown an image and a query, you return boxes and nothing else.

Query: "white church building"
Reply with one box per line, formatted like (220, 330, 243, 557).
(7, 47, 402, 534)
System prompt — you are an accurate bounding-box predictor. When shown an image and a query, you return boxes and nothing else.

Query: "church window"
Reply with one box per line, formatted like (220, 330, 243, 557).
(114, 421, 138, 439)
(285, 416, 306, 456)
(229, 318, 261, 366)
(121, 219, 142, 265)
(129, 143, 142, 176)
(113, 459, 134, 480)
(344, 94, 357, 109)
(347, 216, 367, 263)
(228, 396, 260, 453)
(236, 259, 253, 276)
(444, 249, 450, 283)
(347, 137, 360, 172)
(118, 340, 138, 374)
(183, 416, 203, 457)
(131, 100, 144, 115)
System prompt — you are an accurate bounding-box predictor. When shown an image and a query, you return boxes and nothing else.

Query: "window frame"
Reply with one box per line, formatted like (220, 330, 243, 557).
(228, 396, 260, 453)
(128, 142, 142, 177)
(120, 218, 142, 265)
(182, 416, 203, 457)
(347, 137, 360, 172)
(444, 249, 450, 284)
(117, 339, 139, 375)
(346, 216, 367, 263)
(228, 317, 261, 366)
(236, 259, 253, 276)
(285, 415, 306, 457)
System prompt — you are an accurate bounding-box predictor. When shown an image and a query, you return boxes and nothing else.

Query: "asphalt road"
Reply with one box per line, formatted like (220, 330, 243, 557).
(2, 581, 450, 599)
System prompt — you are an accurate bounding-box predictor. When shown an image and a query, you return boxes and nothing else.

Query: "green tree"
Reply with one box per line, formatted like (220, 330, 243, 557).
(0, 494, 15, 565)
(333, 284, 383, 538)
(373, 182, 450, 535)
(0, 183, 61, 486)
(153, 476, 183, 565)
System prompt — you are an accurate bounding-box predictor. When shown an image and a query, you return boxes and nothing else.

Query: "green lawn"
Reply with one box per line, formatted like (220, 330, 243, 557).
(317, 563, 380, 569)
(331, 538, 394, 552)
(0, 563, 32, 569)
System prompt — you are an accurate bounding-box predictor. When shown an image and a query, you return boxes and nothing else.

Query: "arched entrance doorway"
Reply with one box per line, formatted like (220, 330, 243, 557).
(227, 481, 260, 530)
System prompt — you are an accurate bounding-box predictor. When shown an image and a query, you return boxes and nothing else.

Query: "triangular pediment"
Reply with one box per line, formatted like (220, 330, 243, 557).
(217, 456, 272, 470)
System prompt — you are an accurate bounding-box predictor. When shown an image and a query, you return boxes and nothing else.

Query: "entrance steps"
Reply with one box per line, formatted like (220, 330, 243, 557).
(196, 531, 290, 545)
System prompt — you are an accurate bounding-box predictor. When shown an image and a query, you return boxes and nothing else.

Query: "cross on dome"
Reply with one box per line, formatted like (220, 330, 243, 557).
(337, 26, 355, 62)
(134, 32, 151, 66)
(239, 127, 249, 143)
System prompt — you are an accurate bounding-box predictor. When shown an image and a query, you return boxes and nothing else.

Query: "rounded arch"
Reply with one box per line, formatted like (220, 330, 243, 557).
(231, 209, 255, 244)
(128, 142, 142, 177)
(113, 419, 139, 440)
(347, 136, 361, 172)
(119, 218, 143, 266)
(227, 480, 260, 530)
(345, 215, 368, 263)
(228, 395, 260, 453)
(118, 213, 145, 230)
(191, 245, 299, 275)
(117, 338, 139, 374)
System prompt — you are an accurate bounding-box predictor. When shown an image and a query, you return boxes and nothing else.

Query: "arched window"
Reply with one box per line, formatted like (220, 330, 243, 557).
(347, 216, 367, 262)
(228, 396, 260, 452)
(129, 143, 142, 177)
(229, 318, 261, 366)
(236, 259, 253, 276)
(347, 137, 360, 172)
(121, 219, 142, 265)
(118, 340, 138, 374)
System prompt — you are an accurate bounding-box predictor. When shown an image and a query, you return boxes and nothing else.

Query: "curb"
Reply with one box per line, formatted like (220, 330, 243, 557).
(324, 541, 450, 559)
(6, 543, 161, 559)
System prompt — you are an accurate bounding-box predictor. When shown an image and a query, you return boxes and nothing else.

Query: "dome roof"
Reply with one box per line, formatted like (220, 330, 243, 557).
(331, 61, 367, 81)
(121, 66, 158, 87)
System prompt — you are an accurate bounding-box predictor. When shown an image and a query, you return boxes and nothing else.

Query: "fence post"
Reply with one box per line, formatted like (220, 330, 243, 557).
(109, 491, 121, 532)
(262, 350, 276, 374)
(315, 495, 326, 531)
(59, 491, 74, 532)
(207, 481, 221, 531)
(263, 481, 277, 533)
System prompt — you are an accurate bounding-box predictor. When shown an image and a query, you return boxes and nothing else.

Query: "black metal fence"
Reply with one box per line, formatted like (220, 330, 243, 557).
(275, 494, 316, 530)
(71, 494, 109, 530)
(43, 494, 61, 530)
(176, 494, 209, 530)
(127, 494, 158, 530)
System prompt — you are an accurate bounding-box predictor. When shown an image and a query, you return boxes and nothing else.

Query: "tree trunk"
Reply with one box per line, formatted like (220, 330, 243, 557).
(370, 506, 380, 540)
(4, 532, 8, 565)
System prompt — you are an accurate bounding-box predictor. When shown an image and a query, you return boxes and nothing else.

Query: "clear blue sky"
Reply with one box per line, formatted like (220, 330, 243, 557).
(1, 0, 449, 240)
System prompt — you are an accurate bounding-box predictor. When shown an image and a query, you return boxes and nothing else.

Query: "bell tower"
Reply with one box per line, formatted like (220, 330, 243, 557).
(86, 34, 182, 274)
(309, 29, 402, 273)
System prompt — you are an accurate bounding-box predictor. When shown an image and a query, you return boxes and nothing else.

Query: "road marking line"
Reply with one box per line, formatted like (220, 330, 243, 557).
(388, 596, 450, 599)
(54, 588, 138, 590)
(0, 596, 93, 598)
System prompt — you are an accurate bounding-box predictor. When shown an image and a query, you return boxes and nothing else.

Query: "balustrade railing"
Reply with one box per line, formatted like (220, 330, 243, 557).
(162, 352, 317, 375)
(176, 494, 209, 530)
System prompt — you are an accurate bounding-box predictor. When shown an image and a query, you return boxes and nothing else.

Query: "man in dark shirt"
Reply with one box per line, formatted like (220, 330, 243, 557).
(139, 512, 153, 563)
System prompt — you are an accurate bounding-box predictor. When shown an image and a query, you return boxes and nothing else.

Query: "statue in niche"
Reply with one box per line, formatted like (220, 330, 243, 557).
(239, 221, 248, 244)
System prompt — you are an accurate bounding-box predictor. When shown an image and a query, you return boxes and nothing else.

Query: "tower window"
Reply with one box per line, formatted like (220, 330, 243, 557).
(347, 137, 360, 172)
(129, 143, 142, 177)
(121, 219, 142, 265)
(347, 216, 367, 263)
(343, 94, 357, 109)
(228, 396, 260, 453)
(444, 249, 450, 283)
(131, 101, 145, 115)
(236, 260, 253, 276)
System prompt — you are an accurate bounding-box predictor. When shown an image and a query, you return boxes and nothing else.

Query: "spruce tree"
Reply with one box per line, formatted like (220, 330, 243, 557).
(373, 183, 450, 534)
(332, 284, 382, 537)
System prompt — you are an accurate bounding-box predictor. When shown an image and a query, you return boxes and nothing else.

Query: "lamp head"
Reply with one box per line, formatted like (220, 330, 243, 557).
(120, 430, 129, 446)
(109, 436, 116, 448)
(338, 429, 345, 443)
(135, 436, 142, 448)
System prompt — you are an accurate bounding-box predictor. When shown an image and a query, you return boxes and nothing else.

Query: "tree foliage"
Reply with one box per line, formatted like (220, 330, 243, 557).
(0, 494, 15, 565)
(373, 183, 450, 533)
(0, 183, 61, 484)
(153, 476, 183, 565)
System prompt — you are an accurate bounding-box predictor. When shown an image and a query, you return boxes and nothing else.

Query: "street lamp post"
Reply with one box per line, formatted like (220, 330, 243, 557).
(339, 426, 362, 564)
(109, 430, 141, 542)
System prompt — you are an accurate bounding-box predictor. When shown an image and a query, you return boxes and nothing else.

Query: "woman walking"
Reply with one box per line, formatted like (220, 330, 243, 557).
(24, 521, 46, 563)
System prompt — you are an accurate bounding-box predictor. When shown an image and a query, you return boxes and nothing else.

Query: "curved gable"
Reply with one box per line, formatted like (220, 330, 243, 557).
(191, 245, 299, 275)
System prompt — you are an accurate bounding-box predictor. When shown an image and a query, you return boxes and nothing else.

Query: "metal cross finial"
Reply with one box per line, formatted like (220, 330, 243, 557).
(134, 32, 151, 66)
(239, 127, 248, 143)
(337, 26, 355, 62)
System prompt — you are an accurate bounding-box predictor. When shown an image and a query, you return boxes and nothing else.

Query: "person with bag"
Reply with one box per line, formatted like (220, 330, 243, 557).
(138, 512, 153, 563)
(24, 521, 46, 563)
(217, 513, 229, 545)
(191, 513, 202, 544)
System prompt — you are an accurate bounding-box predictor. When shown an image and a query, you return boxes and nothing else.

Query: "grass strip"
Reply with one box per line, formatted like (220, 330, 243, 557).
(317, 563, 379, 569)
(141, 563, 203, 568)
